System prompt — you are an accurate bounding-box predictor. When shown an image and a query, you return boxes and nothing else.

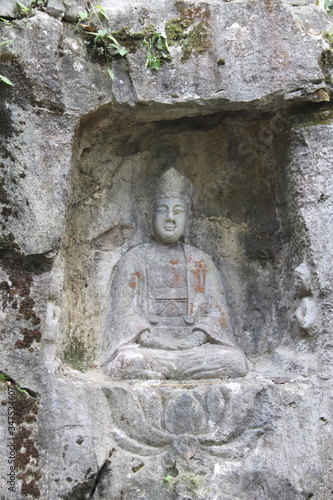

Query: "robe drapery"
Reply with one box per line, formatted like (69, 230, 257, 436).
(103, 242, 246, 379)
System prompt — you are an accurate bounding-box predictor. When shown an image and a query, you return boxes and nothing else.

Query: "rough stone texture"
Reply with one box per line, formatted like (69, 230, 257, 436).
(0, 0, 17, 19)
(0, 0, 332, 499)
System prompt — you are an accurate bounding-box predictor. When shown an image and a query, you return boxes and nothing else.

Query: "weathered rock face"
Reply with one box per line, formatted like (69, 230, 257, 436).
(0, 0, 333, 498)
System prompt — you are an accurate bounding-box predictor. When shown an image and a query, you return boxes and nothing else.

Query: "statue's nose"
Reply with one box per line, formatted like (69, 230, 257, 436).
(166, 210, 175, 221)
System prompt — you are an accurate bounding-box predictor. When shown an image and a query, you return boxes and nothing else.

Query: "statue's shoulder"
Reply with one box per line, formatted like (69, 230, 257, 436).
(183, 243, 215, 268)
(115, 243, 148, 269)
(122, 242, 147, 256)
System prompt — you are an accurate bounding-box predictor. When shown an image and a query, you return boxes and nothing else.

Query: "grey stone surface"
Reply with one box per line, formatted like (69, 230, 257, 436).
(0, 0, 16, 18)
(95, 0, 330, 112)
(61, 0, 86, 23)
(103, 167, 247, 380)
(286, 118, 333, 382)
(0, 1, 332, 499)
(45, 0, 66, 18)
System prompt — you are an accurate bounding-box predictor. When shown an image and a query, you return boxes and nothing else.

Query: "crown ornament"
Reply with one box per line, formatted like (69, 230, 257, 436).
(155, 167, 193, 202)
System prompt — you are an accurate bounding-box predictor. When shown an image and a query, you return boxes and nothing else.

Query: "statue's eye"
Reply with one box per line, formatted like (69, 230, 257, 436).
(157, 207, 167, 213)
(174, 207, 185, 214)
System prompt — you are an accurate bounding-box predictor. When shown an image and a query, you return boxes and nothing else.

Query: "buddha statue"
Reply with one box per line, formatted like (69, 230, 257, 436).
(103, 167, 247, 380)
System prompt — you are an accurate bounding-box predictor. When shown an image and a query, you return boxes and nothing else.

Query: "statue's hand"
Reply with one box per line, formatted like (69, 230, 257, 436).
(139, 329, 208, 350)
(138, 330, 179, 350)
(176, 330, 208, 350)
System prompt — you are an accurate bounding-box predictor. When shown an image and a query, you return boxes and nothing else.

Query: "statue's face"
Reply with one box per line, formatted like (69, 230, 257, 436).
(153, 197, 188, 244)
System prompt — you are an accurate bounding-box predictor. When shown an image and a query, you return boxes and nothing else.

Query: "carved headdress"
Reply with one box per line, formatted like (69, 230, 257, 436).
(155, 167, 193, 203)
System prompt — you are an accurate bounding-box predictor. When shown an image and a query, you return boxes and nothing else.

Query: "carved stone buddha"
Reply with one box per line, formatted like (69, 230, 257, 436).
(103, 168, 247, 380)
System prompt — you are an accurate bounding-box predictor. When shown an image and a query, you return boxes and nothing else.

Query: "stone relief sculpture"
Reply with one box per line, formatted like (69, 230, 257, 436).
(99, 381, 268, 498)
(294, 262, 318, 335)
(103, 167, 247, 379)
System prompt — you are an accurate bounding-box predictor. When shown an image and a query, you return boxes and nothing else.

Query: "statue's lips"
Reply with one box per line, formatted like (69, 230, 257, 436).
(163, 224, 176, 231)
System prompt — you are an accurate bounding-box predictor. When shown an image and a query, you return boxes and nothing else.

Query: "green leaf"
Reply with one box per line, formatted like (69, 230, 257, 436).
(156, 37, 164, 50)
(150, 59, 160, 70)
(107, 68, 114, 80)
(117, 47, 128, 57)
(106, 43, 118, 50)
(105, 33, 120, 46)
(19, 388, 29, 395)
(91, 32, 103, 43)
(324, 0, 333, 14)
(78, 10, 88, 21)
(97, 29, 108, 37)
(0, 17, 12, 25)
(142, 31, 171, 71)
(0, 74, 14, 86)
(0, 39, 12, 46)
(16, 0, 29, 11)
(95, 5, 109, 20)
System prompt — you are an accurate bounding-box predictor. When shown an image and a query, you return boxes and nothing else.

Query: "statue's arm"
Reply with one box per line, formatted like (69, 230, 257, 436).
(103, 248, 150, 357)
(190, 253, 234, 346)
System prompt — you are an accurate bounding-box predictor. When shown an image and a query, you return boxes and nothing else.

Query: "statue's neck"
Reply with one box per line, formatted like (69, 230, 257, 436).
(150, 240, 184, 255)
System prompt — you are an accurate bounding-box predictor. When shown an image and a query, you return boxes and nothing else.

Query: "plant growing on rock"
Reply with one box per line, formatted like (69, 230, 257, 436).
(0, 372, 30, 396)
(163, 471, 203, 497)
(323, 29, 333, 45)
(0, 73, 13, 86)
(0, 39, 13, 85)
(75, 3, 127, 80)
(15, 0, 46, 18)
(165, 15, 211, 62)
(0, 17, 12, 26)
(324, 0, 333, 16)
(142, 32, 171, 70)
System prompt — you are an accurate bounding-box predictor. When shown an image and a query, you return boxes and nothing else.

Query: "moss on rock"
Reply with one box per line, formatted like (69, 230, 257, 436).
(165, 17, 191, 43)
(111, 24, 156, 53)
(181, 22, 211, 61)
(63, 336, 88, 372)
(165, 15, 211, 62)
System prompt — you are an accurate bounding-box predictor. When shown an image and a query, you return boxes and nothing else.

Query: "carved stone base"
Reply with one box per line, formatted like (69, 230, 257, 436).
(108, 345, 247, 380)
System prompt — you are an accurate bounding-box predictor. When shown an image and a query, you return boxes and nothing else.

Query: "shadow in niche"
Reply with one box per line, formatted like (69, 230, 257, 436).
(60, 105, 297, 371)
(61, 459, 111, 500)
